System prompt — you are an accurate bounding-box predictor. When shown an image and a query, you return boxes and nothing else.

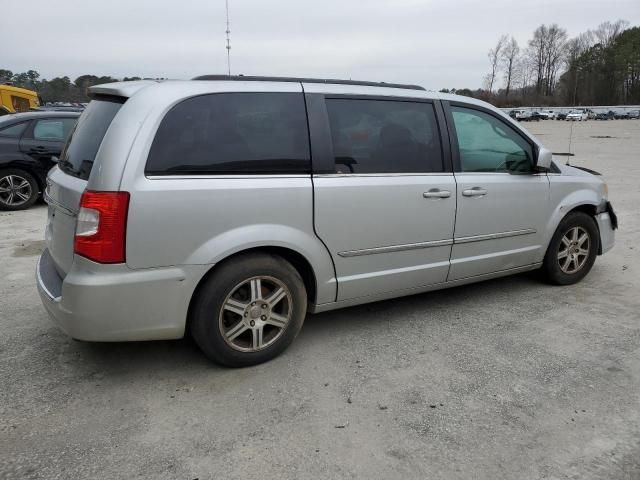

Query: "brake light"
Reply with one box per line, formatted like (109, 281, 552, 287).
(74, 191, 130, 263)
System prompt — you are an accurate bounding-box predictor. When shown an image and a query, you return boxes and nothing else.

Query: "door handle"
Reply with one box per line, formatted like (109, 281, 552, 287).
(423, 189, 451, 199)
(30, 146, 48, 153)
(462, 187, 488, 197)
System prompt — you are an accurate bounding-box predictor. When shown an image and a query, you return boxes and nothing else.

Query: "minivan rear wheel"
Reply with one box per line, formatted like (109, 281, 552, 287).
(542, 211, 599, 285)
(0, 168, 39, 211)
(191, 253, 307, 367)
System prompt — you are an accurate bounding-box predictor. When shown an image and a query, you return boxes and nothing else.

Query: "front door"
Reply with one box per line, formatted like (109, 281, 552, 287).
(446, 103, 550, 280)
(312, 96, 456, 301)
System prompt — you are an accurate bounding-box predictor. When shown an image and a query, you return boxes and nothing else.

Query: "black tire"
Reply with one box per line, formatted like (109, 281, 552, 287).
(542, 211, 600, 285)
(191, 252, 307, 367)
(0, 168, 39, 211)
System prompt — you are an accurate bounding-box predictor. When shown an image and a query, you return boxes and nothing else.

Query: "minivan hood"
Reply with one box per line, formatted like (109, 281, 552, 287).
(556, 162, 602, 178)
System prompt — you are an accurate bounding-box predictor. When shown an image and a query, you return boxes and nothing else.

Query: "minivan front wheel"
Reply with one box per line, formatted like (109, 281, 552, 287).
(191, 253, 307, 367)
(542, 211, 599, 285)
(0, 169, 39, 211)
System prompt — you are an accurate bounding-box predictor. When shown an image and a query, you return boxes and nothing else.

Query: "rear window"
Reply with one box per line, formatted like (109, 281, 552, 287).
(145, 93, 310, 175)
(58, 98, 124, 180)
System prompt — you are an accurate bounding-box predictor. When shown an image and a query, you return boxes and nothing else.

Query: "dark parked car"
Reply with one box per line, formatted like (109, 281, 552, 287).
(628, 110, 640, 119)
(595, 111, 615, 120)
(0, 111, 79, 210)
(556, 112, 568, 120)
(614, 112, 629, 119)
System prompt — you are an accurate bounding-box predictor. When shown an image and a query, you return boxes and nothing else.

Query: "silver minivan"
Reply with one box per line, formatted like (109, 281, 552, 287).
(37, 76, 617, 367)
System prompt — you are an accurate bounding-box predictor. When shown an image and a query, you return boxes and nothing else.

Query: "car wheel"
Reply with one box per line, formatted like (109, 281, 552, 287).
(191, 252, 307, 367)
(0, 169, 39, 211)
(542, 211, 600, 285)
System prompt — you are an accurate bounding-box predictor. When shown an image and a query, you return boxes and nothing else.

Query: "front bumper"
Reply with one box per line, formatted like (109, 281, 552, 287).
(36, 249, 209, 341)
(595, 202, 616, 254)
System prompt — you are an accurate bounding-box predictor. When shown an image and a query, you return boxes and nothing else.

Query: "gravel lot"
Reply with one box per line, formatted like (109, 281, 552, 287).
(1, 120, 639, 480)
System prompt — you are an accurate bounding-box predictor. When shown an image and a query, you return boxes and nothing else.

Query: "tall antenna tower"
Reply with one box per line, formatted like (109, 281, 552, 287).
(225, 0, 231, 76)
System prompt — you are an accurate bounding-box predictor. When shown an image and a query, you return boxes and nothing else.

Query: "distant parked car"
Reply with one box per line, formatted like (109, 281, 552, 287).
(556, 112, 568, 120)
(613, 112, 628, 119)
(628, 110, 640, 119)
(595, 111, 615, 120)
(509, 109, 527, 121)
(538, 110, 557, 120)
(0, 111, 79, 210)
(566, 110, 588, 121)
(528, 112, 543, 122)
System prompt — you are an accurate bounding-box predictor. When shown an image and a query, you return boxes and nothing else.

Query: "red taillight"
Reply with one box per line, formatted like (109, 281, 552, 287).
(74, 191, 130, 263)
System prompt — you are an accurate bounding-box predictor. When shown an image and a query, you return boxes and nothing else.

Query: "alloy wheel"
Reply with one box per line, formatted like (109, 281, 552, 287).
(219, 276, 292, 352)
(0, 174, 32, 207)
(558, 226, 590, 274)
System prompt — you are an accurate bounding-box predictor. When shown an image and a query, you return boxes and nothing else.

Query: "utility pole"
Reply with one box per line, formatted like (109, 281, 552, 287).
(225, 0, 231, 76)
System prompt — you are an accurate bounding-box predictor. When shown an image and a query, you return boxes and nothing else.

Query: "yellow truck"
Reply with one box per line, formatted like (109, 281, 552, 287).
(0, 84, 40, 115)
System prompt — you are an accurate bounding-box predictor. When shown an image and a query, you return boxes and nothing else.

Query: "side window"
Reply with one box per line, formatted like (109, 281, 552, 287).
(33, 118, 77, 141)
(11, 96, 30, 112)
(451, 106, 533, 173)
(0, 122, 28, 137)
(146, 93, 310, 175)
(325, 98, 443, 174)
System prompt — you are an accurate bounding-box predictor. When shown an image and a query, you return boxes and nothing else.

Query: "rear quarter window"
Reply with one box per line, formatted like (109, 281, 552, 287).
(58, 98, 124, 180)
(145, 93, 310, 175)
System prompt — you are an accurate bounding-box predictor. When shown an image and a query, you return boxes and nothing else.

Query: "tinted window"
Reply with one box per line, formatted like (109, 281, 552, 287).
(451, 106, 533, 173)
(33, 118, 77, 141)
(0, 122, 28, 137)
(58, 99, 123, 180)
(146, 93, 310, 175)
(325, 99, 443, 174)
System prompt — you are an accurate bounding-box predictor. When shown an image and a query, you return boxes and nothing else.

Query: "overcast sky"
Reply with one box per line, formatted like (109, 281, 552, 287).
(3, 0, 639, 89)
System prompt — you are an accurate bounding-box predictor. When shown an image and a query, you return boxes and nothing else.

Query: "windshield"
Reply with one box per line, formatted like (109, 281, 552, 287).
(58, 98, 124, 180)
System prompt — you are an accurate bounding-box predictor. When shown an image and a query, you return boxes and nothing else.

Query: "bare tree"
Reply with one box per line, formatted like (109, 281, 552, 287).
(501, 37, 520, 100)
(518, 56, 534, 100)
(528, 24, 568, 97)
(544, 24, 568, 96)
(486, 35, 508, 95)
(594, 19, 629, 47)
(528, 25, 547, 95)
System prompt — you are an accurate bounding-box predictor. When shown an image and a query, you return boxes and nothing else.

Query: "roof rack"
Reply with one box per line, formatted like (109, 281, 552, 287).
(192, 75, 425, 91)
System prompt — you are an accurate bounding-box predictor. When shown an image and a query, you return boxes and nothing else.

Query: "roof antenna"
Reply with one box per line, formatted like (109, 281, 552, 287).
(566, 120, 574, 165)
(225, 0, 231, 76)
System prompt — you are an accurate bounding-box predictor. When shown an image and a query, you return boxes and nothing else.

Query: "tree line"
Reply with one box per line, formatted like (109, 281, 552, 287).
(0, 70, 159, 103)
(470, 19, 640, 107)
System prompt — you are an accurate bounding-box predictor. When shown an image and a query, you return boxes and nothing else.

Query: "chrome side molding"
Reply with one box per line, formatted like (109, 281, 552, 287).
(338, 239, 454, 257)
(454, 228, 536, 244)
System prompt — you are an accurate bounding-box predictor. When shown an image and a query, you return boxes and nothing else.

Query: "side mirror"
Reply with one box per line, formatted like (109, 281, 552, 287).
(51, 156, 59, 163)
(536, 147, 552, 170)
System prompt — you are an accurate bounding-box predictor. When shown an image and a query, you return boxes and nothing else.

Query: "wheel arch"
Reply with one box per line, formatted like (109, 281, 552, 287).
(185, 245, 325, 335)
(545, 200, 602, 256)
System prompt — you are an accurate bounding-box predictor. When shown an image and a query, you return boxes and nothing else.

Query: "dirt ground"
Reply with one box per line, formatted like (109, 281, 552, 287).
(1, 119, 639, 479)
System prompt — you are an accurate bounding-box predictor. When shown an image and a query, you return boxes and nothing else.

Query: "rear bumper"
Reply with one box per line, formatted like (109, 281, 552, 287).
(36, 249, 209, 341)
